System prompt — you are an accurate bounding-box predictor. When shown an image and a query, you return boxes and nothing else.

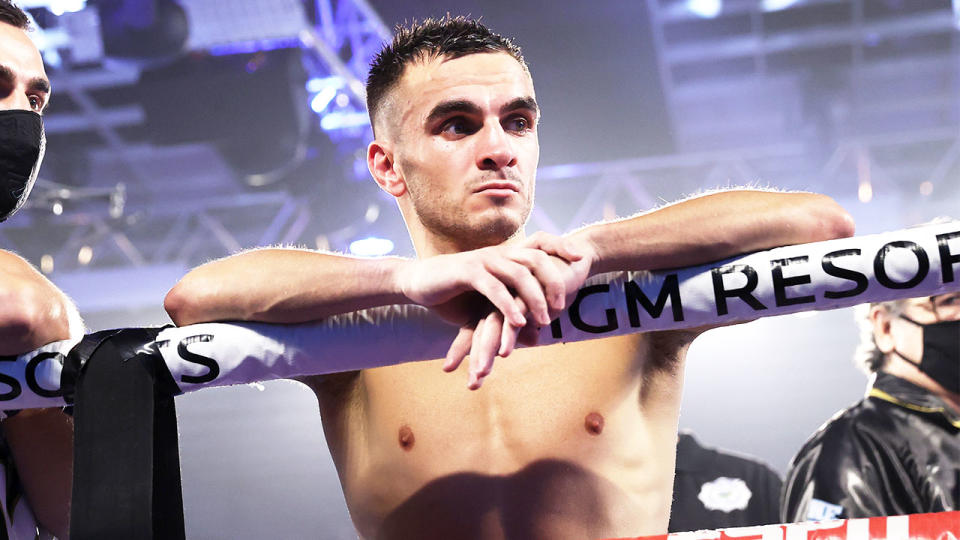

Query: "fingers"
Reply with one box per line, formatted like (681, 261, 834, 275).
(500, 296, 530, 356)
(467, 271, 527, 327)
(472, 311, 518, 390)
(433, 238, 595, 390)
(414, 241, 581, 329)
(467, 318, 483, 389)
(479, 255, 554, 325)
(504, 249, 567, 316)
(478, 313, 500, 375)
(446, 303, 525, 389)
(468, 316, 500, 390)
(443, 325, 474, 372)
(498, 315, 522, 358)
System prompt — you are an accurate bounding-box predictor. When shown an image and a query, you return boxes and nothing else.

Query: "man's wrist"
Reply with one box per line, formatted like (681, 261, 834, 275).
(379, 257, 415, 305)
(569, 228, 606, 276)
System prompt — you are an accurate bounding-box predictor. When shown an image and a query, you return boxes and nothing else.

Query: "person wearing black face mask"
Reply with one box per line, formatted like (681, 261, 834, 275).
(781, 291, 960, 522)
(0, 2, 82, 538)
(0, 108, 44, 222)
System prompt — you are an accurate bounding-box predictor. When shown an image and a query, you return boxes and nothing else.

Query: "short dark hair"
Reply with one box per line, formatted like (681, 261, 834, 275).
(366, 15, 528, 133)
(0, 1, 30, 30)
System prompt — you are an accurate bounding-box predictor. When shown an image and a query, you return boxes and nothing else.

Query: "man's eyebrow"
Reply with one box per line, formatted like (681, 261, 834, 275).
(28, 76, 51, 95)
(500, 96, 539, 118)
(425, 97, 540, 125)
(0, 64, 13, 85)
(0, 64, 51, 111)
(425, 99, 483, 124)
(0, 64, 50, 94)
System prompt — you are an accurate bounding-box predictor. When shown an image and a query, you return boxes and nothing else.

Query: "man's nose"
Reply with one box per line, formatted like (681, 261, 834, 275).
(476, 122, 517, 171)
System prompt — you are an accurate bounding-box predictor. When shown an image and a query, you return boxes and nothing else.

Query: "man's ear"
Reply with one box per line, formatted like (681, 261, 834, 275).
(368, 140, 406, 198)
(870, 305, 895, 354)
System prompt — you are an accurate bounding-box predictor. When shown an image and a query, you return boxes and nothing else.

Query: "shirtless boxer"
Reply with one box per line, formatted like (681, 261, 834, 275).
(164, 17, 855, 539)
(0, 2, 81, 537)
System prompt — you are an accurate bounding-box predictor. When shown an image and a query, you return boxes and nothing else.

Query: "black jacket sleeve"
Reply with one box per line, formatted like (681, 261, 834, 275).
(781, 410, 924, 522)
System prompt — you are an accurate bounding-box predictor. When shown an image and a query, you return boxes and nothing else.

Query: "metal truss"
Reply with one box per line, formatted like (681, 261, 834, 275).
(37, 0, 393, 161)
(647, 0, 960, 153)
(16, 0, 395, 267)
(301, 0, 392, 156)
(4, 0, 956, 314)
(532, 126, 959, 235)
(308, 0, 392, 100)
(3, 123, 953, 273)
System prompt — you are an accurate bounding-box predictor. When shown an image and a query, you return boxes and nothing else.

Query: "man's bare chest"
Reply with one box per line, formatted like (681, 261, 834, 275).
(313, 335, 680, 538)
(370, 339, 644, 448)
(308, 335, 679, 479)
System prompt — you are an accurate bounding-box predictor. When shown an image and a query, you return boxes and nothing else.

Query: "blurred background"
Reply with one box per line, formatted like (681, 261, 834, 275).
(6, 0, 959, 537)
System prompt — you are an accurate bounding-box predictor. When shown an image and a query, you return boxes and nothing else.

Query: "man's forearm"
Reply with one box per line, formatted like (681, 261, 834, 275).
(572, 190, 855, 275)
(166, 242, 578, 330)
(164, 190, 855, 329)
(165, 249, 410, 326)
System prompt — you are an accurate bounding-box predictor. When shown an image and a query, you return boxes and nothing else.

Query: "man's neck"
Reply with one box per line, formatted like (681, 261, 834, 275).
(413, 228, 526, 258)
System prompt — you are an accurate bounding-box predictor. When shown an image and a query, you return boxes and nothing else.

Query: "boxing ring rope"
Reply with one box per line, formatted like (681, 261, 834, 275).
(0, 221, 957, 538)
(2, 221, 957, 408)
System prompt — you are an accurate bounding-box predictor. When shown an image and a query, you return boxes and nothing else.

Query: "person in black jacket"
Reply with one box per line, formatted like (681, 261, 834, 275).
(669, 431, 782, 532)
(781, 291, 959, 521)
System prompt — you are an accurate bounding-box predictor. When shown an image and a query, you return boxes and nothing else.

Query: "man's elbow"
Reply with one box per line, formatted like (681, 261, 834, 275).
(165, 273, 237, 327)
(0, 288, 70, 354)
(164, 280, 201, 326)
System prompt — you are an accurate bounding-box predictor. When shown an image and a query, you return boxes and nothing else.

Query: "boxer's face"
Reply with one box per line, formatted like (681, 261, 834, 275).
(378, 52, 539, 250)
(0, 22, 50, 113)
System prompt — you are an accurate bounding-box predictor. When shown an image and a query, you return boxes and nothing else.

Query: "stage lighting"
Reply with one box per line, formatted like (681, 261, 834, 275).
(686, 0, 722, 19)
(762, 0, 800, 12)
(349, 237, 394, 257)
(178, 0, 307, 54)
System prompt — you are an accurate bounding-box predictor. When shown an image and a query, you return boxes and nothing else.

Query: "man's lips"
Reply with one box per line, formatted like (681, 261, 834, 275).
(473, 181, 520, 194)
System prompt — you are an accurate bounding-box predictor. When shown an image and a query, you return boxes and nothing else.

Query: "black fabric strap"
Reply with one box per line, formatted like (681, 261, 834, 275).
(66, 327, 185, 540)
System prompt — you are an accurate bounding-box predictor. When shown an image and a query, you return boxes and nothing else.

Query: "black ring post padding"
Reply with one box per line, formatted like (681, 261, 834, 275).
(60, 328, 121, 405)
(68, 327, 185, 540)
(152, 389, 184, 539)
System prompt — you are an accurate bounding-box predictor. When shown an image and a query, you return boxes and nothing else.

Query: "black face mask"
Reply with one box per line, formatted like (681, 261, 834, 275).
(895, 315, 960, 394)
(0, 110, 45, 222)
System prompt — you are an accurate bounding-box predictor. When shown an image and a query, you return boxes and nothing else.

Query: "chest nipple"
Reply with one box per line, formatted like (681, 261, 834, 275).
(398, 424, 416, 451)
(584, 412, 605, 435)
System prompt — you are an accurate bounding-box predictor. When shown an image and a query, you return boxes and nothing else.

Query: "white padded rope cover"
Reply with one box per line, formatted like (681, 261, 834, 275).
(2, 222, 958, 408)
(0, 339, 75, 414)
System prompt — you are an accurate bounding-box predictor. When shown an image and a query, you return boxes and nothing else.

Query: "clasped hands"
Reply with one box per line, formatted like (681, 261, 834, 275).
(397, 232, 596, 389)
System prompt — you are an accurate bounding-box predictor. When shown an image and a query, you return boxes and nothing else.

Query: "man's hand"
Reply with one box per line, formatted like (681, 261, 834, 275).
(397, 241, 582, 328)
(441, 233, 597, 389)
